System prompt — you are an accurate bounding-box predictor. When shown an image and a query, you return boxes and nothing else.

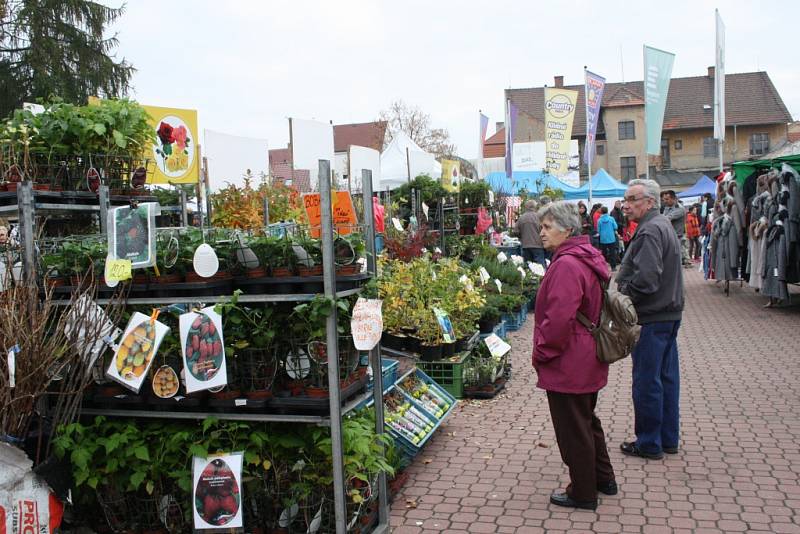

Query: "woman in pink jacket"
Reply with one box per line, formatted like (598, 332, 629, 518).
(533, 201, 617, 511)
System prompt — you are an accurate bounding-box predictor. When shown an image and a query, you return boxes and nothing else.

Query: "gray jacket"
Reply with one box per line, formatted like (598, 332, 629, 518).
(615, 208, 684, 323)
(663, 203, 686, 237)
(516, 210, 543, 249)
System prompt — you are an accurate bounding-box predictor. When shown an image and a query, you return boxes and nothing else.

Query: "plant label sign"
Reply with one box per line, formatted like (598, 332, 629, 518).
(391, 217, 404, 232)
(432, 307, 456, 344)
(421, 202, 429, 219)
(495, 279, 503, 293)
(517, 266, 527, 279)
(192, 452, 243, 529)
(192, 243, 219, 278)
(105, 258, 132, 282)
(478, 267, 490, 285)
(528, 261, 545, 277)
(180, 306, 227, 393)
(107, 202, 157, 269)
(107, 312, 170, 393)
(302, 191, 357, 238)
(496, 252, 508, 263)
(350, 298, 383, 351)
(484, 334, 511, 358)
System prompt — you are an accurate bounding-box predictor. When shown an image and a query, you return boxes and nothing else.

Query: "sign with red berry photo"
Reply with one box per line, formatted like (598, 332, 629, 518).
(192, 452, 243, 529)
(180, 306, 227, 393)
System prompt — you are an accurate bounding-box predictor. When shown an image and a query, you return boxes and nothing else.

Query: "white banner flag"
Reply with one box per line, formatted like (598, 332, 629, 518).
(714, 9, 726, 141)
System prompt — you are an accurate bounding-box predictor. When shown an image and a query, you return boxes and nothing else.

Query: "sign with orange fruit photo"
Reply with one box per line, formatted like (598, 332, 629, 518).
(106, 312, 170, 392)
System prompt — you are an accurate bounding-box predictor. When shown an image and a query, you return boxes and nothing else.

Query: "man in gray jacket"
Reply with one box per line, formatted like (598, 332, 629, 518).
(615, 179, 684, 460)
(662, 190, 691, 266)
(516, 200, 546, 267)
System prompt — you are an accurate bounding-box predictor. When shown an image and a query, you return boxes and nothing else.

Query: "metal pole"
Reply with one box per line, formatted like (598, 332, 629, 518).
(361, 169, 389, 525)
(202, 153, 212, 223)
(320, 159, 347, 534)
(718, 139, 724, 173)
(17, 181, 35, 284)
(405, 147, 411, 184)
(263, 195, 270, 229)
(643, 46, 649, 181)
(179, 189, 188, 227)
(98, 184, 110, 234)
(585, 67, 594, 203)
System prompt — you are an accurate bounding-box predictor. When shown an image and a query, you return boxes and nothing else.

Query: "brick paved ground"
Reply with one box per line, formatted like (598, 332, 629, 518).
(390, 269, 800, 533)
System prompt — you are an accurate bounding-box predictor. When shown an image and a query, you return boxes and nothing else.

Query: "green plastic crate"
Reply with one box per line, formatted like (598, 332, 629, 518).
(416, 351, 468, 399)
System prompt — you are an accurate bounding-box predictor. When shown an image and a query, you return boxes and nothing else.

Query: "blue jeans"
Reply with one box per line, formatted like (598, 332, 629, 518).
(522, 247, 546, 268)
(631, 320, 681, 454)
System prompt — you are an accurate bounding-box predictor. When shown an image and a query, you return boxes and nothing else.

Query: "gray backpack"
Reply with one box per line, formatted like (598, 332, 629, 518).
(576, 278, 640, 364)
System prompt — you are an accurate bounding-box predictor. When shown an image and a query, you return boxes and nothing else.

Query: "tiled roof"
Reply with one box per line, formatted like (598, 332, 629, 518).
(508, 72, 792, 137)
(483, 128, 506, 157)
(332, 121, 387, 152)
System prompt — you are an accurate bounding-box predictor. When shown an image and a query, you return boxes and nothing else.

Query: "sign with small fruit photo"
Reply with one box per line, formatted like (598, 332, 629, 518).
(192, 453, 243, 529)
(180, 306, 227, 393)
(107, 202, 157, 269)
(106, 312, 170, 393)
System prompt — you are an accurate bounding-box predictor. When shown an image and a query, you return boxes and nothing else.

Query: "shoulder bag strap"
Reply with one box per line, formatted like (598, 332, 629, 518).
(575, 273, 608, 331)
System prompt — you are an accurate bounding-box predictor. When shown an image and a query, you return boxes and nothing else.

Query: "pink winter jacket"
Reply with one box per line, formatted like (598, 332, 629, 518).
(532, 235, 611, 394)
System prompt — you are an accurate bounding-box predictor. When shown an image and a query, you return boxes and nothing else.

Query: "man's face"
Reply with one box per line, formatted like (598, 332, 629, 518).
(622, 185, 653, 222)
(0, 227, 7, 244)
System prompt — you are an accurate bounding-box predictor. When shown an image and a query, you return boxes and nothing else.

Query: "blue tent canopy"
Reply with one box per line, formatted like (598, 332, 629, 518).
(563, 168, 627, 200)
(484, 171, 578, 196)
(677, 175, 716, 199)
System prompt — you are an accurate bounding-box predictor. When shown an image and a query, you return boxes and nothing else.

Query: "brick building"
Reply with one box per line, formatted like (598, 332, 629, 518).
(487, 68, 793, 187)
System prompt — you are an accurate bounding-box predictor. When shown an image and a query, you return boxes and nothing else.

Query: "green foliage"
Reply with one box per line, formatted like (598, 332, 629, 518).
(0, 1, 134, 118)
(391, 174, 446, 213)
(459, 180, 490, 208)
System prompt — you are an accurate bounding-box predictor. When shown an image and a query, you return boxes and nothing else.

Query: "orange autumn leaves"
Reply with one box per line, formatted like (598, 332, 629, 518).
(210, 177, 307, 230)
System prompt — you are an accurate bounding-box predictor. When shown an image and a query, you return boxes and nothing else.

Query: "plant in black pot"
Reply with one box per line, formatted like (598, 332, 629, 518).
(415, 315, 443, 362)
(478, 304, 501, 334)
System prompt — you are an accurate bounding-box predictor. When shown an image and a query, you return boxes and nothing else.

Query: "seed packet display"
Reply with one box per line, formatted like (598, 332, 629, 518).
(192, 452, 243, 529)
(106, 312, 170, 393)
(180, 306, 226, 393)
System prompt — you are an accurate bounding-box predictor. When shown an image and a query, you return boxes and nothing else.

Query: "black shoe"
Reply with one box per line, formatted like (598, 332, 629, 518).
(597, 480, 618, 495)
(663, 446, 679, 454)
(549, 490, 598, 511)
(620, 441, 664, 460)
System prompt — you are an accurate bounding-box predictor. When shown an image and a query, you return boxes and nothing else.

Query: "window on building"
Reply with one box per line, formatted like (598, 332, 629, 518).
(674, 140, 683, 150)
(661, 139, 671, 168)
(750, 133, 770, 156)
(703, 137, 718, 158)
(596, 143, 605, 156)
(620, 156, 637, 181)
(618, 121, 635, 140)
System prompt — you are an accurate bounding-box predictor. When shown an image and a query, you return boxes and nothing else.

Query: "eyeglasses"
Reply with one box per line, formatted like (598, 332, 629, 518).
(623, 195, 647, 203)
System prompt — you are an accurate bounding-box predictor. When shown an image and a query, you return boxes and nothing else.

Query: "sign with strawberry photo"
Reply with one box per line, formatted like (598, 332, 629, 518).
(192, 452, 243, 529)
(180, 306, 227, 393)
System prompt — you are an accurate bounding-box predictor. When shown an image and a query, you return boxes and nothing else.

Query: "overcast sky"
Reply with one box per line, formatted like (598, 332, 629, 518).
(108, 0, 800, 161)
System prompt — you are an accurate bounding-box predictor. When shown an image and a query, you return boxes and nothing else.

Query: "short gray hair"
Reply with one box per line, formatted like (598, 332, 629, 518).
(523, 199, 537, 211)
(538, 201, 581, 237)
(539, 195, 552, 205)
(628, 178, 661, 209)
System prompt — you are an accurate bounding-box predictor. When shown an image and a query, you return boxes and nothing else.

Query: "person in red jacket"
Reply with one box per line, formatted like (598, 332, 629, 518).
(685, 204, 701, 261)
(533, 201, 616, 511)
(621, 217, 639, 258)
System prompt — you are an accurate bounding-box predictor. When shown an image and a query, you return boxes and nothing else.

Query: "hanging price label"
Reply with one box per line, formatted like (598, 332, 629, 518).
(494, 279, 503, 293)
(421, 202, 429, 219)
(106, 259, 132, 282)
(478, 267, 490, 285)
(392, 217, 404, 232)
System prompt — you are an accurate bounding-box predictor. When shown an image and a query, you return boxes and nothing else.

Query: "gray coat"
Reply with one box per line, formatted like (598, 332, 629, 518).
(663, 204, 686, 237)
(615, 208, 684, 323)
(712, 214, 739, 281)
(761, 222, 789, 301)
(516, 210, 544, 249)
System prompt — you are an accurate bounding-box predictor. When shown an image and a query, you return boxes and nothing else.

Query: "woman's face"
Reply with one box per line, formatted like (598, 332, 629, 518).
(0, 227, 8, 244)
(540, 216, 571, 252)
(579, 205, 586, 214)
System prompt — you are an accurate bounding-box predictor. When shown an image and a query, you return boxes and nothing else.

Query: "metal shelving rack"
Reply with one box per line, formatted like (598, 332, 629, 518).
(16, 163, 389, 533)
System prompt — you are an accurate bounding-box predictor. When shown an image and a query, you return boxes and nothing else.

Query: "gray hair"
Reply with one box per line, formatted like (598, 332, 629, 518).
(523, 199, 538, 211)
(538, 195, 552, 205)
(628, 178, 661, 209)
(538, 201, 581, 237)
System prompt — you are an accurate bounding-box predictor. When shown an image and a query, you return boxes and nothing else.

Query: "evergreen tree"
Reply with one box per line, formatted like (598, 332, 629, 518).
(0, 0, 134, 117)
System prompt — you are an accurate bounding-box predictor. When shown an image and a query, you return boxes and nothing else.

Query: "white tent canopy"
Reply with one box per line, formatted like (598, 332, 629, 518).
(378, 130, 441, 190)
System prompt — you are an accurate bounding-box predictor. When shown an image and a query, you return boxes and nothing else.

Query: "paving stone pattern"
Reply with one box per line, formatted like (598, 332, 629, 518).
(389, 270, 800, 533)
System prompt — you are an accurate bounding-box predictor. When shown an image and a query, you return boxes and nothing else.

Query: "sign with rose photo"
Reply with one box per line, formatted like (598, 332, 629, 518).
(142, 104, 199, 184)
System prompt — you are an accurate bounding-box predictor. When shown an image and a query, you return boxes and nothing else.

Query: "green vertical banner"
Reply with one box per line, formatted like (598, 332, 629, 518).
(644, 45, 675, 155)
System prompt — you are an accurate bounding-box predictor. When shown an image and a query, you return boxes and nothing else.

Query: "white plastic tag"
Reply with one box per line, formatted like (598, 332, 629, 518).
(392, 217, 404, 232)
(421, 202, 429, 219)
(495, 279, 502, 293)
(193, 243, 219, 278)
(518, 266, 527, 279)
(496, 252, 508, 263)
(7, 344, 20, 388)
(484, 334, 511, 357)
(478, 267, 490, 285)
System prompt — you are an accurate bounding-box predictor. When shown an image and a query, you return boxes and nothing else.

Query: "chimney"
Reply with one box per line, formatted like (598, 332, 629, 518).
(708, 66, 715, 78)
(496, 121, 505, 131)
(554, 75, 564, 88)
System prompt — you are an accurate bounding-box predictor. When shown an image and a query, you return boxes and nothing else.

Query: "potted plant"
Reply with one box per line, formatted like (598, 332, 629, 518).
(296, 235, 322, 277)
(270, 236, 297, 277)
(478, 305, 501, 334)
(415, 317, 443, 361)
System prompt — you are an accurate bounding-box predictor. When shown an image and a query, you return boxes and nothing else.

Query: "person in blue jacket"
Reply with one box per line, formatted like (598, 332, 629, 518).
(597, 206, 619, 270)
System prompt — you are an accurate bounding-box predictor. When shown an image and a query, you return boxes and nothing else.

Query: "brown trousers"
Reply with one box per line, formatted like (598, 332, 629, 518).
(546, 391, 615, 501)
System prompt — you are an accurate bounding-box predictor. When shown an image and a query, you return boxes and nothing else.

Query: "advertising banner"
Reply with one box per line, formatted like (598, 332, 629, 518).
(144, 104, 200, 184)
(644, 45, 676, 155)
(584, 70, 606, 167)
(440, 159, 461, 192)
(544, 87, 578, 177)
(714, 10, 726, 140)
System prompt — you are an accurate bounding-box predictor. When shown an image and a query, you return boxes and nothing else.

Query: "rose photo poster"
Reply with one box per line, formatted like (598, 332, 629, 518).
(180, 306, 227, 393)
(192, 452, 243, 529)
(106, 312, 170, 393)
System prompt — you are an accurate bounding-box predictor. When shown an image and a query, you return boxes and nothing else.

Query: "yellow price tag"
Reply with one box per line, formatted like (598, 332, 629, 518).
(106, 259, 132, 282)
